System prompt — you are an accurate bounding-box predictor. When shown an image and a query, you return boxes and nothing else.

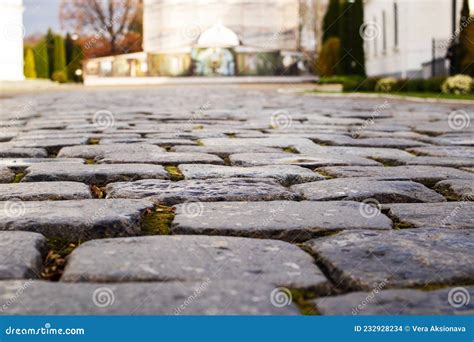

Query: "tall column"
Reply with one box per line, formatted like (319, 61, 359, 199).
(0, 0, 25, 81)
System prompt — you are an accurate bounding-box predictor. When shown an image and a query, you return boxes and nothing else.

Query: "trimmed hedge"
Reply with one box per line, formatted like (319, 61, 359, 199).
(316, 76, 459, 93)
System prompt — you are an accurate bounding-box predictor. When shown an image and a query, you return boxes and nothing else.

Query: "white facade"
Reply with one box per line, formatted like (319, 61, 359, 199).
(143, 0, 301, 53)
(0, 0, 24, 81)
(364, 0, 466, 78)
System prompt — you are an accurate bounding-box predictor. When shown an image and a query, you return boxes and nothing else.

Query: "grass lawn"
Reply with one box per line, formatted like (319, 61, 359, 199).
(309, 89, 474, 101)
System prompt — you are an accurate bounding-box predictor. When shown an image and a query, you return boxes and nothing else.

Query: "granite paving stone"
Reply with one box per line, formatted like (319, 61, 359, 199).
(304, 229, 474, 290)
(61, 235, 329, 291)
(106, 178, 299, 205)
(97, 152, 224, 165)
(0, 280, 299, 315)
(291, 178, 446, 203)
(229, 153, 380, 168)
(316, 165, 474, 186)
(22, 163, 169, 185)
(0, 231, 47, 280)
(434, 179, 474, 200)
(0, 182, 92, 200)
(0, 199, 154, 240)
(313, 286, 474, 315)
(172, 201, 392, 241)
(387, 202, 474, 229)
(0, 166, 14, 183)
(57, 144, 165, 159)
(0, 147, 48, 158)
(179, 164, 323, 185)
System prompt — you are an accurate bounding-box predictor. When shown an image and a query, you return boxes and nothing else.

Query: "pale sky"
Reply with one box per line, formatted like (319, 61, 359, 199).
(24, 0, 62, 36)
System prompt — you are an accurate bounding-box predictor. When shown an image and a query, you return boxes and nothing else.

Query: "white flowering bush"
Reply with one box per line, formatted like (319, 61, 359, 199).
(441, 74, 473, 94)
(375, 77, 397, 92)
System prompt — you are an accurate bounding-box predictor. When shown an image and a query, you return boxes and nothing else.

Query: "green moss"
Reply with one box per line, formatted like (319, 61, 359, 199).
(195, 140, 204, 146)
(282, 146, 300, 154)
(141, 205, 175, 235)
(193, 125, 204, 130)
(370, 157, 401, 167)
(88, 138, 100, 145)
(85, 158, 95, 165)
(314, 168, 334, 180)
(13, 172, 25, 183)
(42, 237, 80, 281)
(165, 165, 184, 181)
(289, 289, 320, 315)
(226, 133, 237, 138)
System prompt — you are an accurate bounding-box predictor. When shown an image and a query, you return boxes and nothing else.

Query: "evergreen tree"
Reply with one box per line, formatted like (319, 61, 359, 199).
(459, 0, 474, 76)
(322, 0, 341, 42)
(33, 40, 49, 78)
(53, 35, 67, 73)
(65, 33, 74, 65)
(340, 0, 366, 76)
(67, 43, 84, 82)
(45, 28, 55, 78)
(24, 47, 37, 79)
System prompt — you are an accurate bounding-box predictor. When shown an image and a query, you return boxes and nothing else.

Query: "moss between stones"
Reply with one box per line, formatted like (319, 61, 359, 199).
(141, 205, 175, 235)
(289, 289, 319, 315)
(85, 158, 95, 165)
(370, 157, 401, 167)
(282, 146, 300, 154)
(226, 133, 237, 138)
(165, 165, 184, 181)
(41, 237, 80, 281)
(195, 140, 204, 146)
(88, 138, 100, 145)
(314, 168, 334, 180)
(13, 172, 25, 183)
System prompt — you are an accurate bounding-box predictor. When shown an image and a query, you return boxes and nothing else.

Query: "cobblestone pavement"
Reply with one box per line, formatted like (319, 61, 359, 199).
(0, 86, 473, 315)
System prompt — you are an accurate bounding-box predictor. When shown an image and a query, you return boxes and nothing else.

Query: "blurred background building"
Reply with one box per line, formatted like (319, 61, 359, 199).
(364, 0, 472, 78)
(85, 0, 322, 79)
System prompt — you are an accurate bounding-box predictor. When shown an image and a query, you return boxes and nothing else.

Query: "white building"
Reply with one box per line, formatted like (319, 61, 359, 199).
(0, 0, 24, 81)
(364, 0, 471, 78)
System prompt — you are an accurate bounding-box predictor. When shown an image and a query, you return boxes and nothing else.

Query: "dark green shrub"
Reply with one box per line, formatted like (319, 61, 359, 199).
(52, 70, 67, 83)
(404, 78, 426, 92)
(424, 77, 447, 92)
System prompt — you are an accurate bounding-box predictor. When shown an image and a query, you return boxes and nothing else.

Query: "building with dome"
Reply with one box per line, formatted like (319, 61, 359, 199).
(0, 0, 24, 81)
(84, 0, 321, 80)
